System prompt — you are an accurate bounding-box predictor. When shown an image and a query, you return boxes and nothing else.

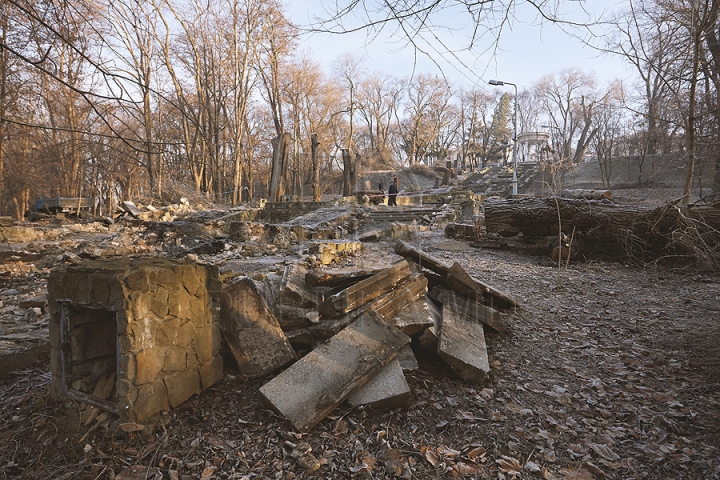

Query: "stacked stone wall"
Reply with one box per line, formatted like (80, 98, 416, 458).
(48, 257, 223, 422)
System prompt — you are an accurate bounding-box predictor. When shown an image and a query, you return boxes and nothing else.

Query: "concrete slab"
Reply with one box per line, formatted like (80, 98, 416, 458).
(319, 261, 412, 317)
(397, 345, 418, 372)
(305, 266, 386, 289)
(347, 359, 411, 409)
(429, 287, 505, 332)
(437, 304, 490, 384)
(388, 296, 435, 336)
(279, 264, 319, 308)
(259, 310, 410, 431)
(219, 277, 297, 378)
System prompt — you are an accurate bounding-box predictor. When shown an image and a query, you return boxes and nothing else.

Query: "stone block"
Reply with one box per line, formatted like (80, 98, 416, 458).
(163, 345, 189, 372)
(192, 324, 220, 365)
(347, 359, 411, 409)
(131, 379, 170, 422)
(168, 288, 191, 319)
(199, 355, 224, 390)
(305, 266, 386, 289)
(438, 304, 490, 384)
(164, 369, 201, 408)
(259, 311, 410, 432)
(175, 320, 197, 348)
(155, 317, 181, 346)
(220, 277, 297, 377)
(135, 348, 166, 385)
(359, 230, 382, 242)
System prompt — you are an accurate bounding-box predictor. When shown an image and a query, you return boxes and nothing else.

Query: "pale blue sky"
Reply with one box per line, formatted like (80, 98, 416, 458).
(286, 0, 635, 91)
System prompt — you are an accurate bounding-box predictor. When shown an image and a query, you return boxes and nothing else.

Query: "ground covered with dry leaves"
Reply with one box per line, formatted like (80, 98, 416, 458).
(1, 204, 720, 479)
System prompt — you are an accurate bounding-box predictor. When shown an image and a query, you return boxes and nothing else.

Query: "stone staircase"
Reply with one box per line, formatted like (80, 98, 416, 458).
(362, 205, 445, 224)
(461, 163, 539, 196)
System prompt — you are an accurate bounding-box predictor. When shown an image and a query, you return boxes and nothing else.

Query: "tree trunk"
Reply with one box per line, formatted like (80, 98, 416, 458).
(269, 133, 290, 202)
(311, 133, 320, 202)
(484, 197, 720, 262)
(342, 148, 356, 197)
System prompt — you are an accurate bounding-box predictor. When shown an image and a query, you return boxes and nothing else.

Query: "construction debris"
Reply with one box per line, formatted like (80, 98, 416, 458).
(437, 304, 490, 384)
(219, 276, 297, 377)
(220, 239, 516, 431)
(259, 310, 410, 432)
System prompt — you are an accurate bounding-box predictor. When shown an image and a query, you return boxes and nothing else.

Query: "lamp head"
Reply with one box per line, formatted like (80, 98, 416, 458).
(489, 79, 504, 86)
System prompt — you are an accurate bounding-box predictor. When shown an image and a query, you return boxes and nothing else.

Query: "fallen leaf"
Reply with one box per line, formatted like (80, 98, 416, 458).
(497, 455, 522, 476)
(199, 466, 216, 480)
(456, 410, 475, 421)
(119, 422, 145, 433)
(525, 461, 542, 473)
(380, 448, 404, 475)
(590, 444, 620, 461)
(561, 466, 594, 480)
(580, 461, 607, 479)
(424, 448, 442, 468)
(466, 446, 486, 459)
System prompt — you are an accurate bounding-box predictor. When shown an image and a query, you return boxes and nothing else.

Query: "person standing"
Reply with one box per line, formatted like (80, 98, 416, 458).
(378, 181, 385, 205)
(388, 176, 399, 206)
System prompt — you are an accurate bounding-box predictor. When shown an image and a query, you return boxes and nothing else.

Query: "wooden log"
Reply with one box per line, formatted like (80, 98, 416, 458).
(269, 133, 290, 202)
(560, 188, 613, 200)
(484, 197, 640, 238)
(81, 373, 116, 425)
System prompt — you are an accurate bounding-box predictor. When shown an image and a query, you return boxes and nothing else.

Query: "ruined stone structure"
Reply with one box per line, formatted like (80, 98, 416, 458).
(47, 258, 224, 422)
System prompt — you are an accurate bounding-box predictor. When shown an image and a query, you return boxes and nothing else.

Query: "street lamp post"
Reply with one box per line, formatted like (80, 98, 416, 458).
(489, 79, 518, 195)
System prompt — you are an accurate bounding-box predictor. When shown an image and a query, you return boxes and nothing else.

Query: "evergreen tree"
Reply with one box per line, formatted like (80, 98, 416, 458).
(488, 93, 513, 165)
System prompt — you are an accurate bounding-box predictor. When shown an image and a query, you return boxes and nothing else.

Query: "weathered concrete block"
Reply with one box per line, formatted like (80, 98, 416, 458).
(429, 287, 505, 332)
(397, 345, 418, 372)
(308, 241, 363, 265)
(347, 359, 411, 409)
(305, 266, 386, 289)
(279, 264, 319, 308)
(319, 261, 412, 317)
(438, 304, 490, 384)
(219, 277, 297, 377)
(259, 311, 410, 432)
(418, 298, 442, 351)
(386, 295, 434, 336)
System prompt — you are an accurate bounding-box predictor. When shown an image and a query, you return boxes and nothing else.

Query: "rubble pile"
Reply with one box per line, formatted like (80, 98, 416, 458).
(218, 239, 517, 432)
